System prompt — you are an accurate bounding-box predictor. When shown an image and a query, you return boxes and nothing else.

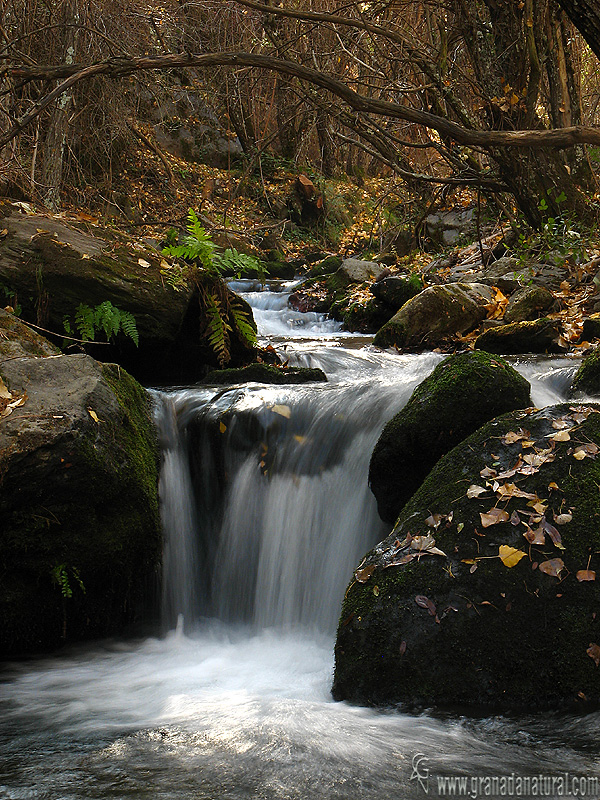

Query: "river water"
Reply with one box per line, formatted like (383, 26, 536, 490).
(1, 280, 598, 800)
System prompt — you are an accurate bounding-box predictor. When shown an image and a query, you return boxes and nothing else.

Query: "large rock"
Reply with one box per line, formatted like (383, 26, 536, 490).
(504, 285, 559, 323)
(338, 258, 386, 283)
(0, 204, 256, 382)
(372, 282, 495, 349)
(335, 403, 600, 710)
(0, 341, 161, 655)
(202, 363, 327, 385)
(474, 318, 564, 354)
(369, 351, 531, 524)
(370, 274, 423, 310)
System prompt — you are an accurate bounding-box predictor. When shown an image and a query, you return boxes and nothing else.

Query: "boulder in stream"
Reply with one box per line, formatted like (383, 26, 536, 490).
(369, 351, 531, 524)
(0, 322, 161, 655)
(335, 403, 600, 710)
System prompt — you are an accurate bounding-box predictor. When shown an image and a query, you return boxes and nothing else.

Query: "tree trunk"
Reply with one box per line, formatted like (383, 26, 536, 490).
(557, 0, 600, 60)
(41, 1, 79, 211)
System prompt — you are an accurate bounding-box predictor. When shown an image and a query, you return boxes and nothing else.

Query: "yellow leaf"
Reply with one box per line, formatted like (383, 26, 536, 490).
(82, 253, 91, 259)
(219, 421, 227, 433)
(138, 258, 151, 269)
(271, 404, 291, 418)
(499, 545, 527, 568)
(293, 435, 307, 444)
(549, 430, 570, 442)
(87, 407, 100, 423)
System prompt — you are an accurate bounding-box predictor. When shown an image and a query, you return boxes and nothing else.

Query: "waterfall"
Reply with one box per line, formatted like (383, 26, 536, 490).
(155, 348, 447, 632)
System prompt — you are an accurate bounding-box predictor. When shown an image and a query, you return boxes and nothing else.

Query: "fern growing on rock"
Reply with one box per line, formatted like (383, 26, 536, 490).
(64, 301, 139, 346)
(162, 208, 260, 365)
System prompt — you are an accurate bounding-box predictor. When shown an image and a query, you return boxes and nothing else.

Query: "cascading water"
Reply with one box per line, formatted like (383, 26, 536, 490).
(1, 280, 599, 800)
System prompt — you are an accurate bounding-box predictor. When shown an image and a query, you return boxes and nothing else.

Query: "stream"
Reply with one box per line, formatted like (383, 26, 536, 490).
(1, 279, 598, 800)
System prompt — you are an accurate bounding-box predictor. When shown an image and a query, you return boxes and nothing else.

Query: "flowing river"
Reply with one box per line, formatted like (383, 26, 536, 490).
(1, 279, 598, 800)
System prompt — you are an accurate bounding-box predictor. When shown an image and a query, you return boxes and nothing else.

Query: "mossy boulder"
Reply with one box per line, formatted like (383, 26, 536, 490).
(570, 350, 600, 396)
(0, 204, 257, 382)
(373, 283, 494, 349)
(504, 286, 559, 324)
(369, 351, 531, 524)
(0, 349, 161, 655)
(202, 363, 327, 385)
(370, 274, 423, 311)
(334, 403, 600, 710)
(334, 296, 394, 333)
(474, 318, 563, 354)
(306, 255, 343, 279)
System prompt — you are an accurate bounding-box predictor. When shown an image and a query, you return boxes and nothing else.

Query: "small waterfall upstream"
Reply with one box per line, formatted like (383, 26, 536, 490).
(0, 279, 597, 800)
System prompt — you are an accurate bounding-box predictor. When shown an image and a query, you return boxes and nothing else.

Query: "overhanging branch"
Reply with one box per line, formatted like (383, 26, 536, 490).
(6, 51, 600, 151)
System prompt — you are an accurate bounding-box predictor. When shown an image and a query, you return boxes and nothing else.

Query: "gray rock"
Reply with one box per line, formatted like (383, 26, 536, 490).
(504, 285, 559, 323)
(425, 207, 475, 246)
(338, 258, 386, 283)
(373, 282, 494, 349)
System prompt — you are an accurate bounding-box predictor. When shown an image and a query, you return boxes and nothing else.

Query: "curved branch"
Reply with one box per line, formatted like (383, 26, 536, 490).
(6, 51, 600, 151)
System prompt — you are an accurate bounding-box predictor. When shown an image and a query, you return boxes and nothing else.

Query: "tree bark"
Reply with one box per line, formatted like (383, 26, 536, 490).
(557, 0, 600, 60)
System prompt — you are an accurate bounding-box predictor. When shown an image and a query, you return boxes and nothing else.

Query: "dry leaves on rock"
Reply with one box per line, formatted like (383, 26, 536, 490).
(499, 545, 527, 568)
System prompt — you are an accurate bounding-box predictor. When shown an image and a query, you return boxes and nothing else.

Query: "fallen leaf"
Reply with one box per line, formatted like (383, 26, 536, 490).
(552, 418, 571, 430)
(549, 430, 571, 442)
(0, 376, 11, 399)
(543, 518, 564, 549)
(577, 570, 596, 582)
(457, 522, 464, 533)
(425, 513, 443, 528)
(138, 258, 151, 268)
(495, 482, 539, 500)
(548, 481, 560, 491)
(355, 565, 376, 583)
(554, 513, 572, 525)
(415, 595, 437, 616)
(467, 484, 487, 498)
(480, 466, 497, 478)
(538, 558, 565, 578)
(499, 545, 527, 567)
(399, 640, 407, 655)
(271, 404, 291, 418)
(480, 508, 510, 527)
(373, 585, 379, 596)
(87, 408, 100, 423)
(219, 421, 227, 433)
(510, 510, 521, 526)
(523, 525, 545, 545)
(587, 643, 600, 667)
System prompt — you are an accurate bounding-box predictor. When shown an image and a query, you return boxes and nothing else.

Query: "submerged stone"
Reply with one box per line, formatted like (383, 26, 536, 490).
(335, 404, 600, 710)
(202, 363, 327, 385)
(368, 351, 531, 524)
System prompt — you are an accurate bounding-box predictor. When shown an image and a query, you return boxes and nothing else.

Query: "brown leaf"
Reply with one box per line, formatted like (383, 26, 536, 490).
(554, 512, 573, 525)
(355, 565, 376, 583)
(543, 518, 564, 549)
(480, 508, 510, 527)
(510, 510, 521, 526)
(425, 513, 443, 529)
(523, 525, 545, 545)
(399, 640, 407, 656)
(587, 643, 600, 667)
(415, 595, 437, 616)
(577, 570, 596, 582)
(538, 558, 565, 578)
(467, 484, 487, 499)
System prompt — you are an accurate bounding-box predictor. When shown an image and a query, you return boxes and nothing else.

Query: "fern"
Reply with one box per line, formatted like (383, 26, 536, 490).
(231, 304, 257, 347)
(214, 248, 266, 281)
(205, 294, 231, 366)
(162, 209, 217, 270)
(66, 301, 139, 346)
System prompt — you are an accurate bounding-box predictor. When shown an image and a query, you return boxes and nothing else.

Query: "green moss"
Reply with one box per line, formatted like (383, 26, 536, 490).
(475, 318, 562, 354)
(570, 350, 600, 396)
(369, 351, 531, 523)
(335, 404, 600, 710)
(306, 255, 343, 278)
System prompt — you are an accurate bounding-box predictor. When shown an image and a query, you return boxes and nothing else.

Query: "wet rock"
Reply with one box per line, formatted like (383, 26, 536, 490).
(0, 348, 160, 655)
(570, 350, 600, 396)
(370, 275, 423, 311)
(368, 351, 531, 524)
(0, 309, 60, 359)
(475, 318, 564, 354)
(202, 363, 327, 385)
(335, 403, 600, 710)
(504, 286, 559, 323)
(306, 256, 343, 279)
(372, 283, 494, 349)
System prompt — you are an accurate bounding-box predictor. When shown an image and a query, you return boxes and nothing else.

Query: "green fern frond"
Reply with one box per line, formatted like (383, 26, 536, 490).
(205, 294, 231, 366)
(74, 303, 95, 341)
(231, 304, 257, 347)
(119, 310, 139, 347)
